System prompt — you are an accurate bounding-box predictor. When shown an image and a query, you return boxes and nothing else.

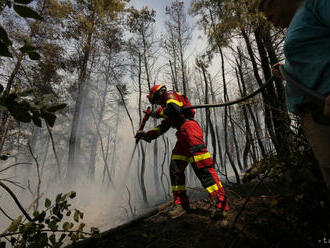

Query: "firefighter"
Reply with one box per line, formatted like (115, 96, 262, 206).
(135, 84, 229, 219)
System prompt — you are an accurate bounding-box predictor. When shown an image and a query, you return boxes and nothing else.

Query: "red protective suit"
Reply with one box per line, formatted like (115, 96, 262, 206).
(146, 91, 229, 211)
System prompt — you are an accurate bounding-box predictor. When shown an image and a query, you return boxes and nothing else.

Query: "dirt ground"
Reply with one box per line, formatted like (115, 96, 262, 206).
(69, 198, 238, 248)
(67, 183, 303, 248)
(66, 181, 329, 248)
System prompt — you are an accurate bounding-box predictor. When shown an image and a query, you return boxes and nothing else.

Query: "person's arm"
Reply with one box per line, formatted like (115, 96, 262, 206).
(135, 119, 171, 143)
(146, 119, 171, 140)
(150, 107, 167, 119)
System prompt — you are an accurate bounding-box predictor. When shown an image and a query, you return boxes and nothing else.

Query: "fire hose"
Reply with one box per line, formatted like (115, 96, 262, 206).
(186, 65, 325, 110)
(126, 67, 326, 176)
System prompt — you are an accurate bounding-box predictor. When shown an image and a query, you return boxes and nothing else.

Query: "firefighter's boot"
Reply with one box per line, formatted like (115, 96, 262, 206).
(168, 204, 190, 219)
(210, 196, 229, 221)
(212, 208, 228, 221)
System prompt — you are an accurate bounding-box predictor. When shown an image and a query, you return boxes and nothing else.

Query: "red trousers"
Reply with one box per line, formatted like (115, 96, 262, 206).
(170, 120, 229, 210)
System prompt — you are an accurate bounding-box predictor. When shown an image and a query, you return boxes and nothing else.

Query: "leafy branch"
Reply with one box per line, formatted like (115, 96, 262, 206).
(0, 0, 42, 58)
(0, 181, 32, 221)
(0, 191, 100, 248)
(0, 86, 67, 128)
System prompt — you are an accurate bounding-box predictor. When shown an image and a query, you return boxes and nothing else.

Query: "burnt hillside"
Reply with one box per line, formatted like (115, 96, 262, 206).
(68, 183, 330, 248)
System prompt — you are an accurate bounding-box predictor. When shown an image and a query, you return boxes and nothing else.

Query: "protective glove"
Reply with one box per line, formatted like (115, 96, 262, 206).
(135, 130, 151, 143)
(151, 107, 163, 119)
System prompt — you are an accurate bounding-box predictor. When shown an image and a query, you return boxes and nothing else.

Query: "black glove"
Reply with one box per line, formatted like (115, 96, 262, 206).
(135, 130, 145, 139)
(135, 131, 151, 143)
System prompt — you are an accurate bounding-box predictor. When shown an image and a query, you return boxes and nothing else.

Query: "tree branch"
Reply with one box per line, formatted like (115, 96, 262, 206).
(27, 143, 41, 210)
(0, 162, 32, 174)
(116, 85, 135, 135)
(0, 181, 32, 221)
(0, 207, 14, 221)
(0, 229, 93, 238)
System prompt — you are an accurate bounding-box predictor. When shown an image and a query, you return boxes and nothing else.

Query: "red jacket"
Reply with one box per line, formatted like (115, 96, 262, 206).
(146, 91, 195, 140)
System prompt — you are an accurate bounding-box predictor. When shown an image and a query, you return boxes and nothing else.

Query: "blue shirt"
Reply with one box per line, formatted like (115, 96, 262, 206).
(284, 0, 330, 114)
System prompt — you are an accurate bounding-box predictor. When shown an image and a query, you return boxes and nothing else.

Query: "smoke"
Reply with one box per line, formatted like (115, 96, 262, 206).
(0, 77, 238, 241)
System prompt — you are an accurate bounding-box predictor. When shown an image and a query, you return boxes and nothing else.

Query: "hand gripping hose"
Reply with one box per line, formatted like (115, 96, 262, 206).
(135, 107, 152, 144)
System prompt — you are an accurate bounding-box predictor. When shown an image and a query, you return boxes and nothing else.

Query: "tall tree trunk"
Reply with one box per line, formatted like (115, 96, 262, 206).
(67, 30, 93, 180)
(88, 78, 109, 180)
(219, 48, 240, 184)
(137, 51, 149, 205)
(200, 65, 209, 145)
(262, 26, 296, 150)
(177, 18, 187, 96)
(141, 33, 161, 195)
(241, 28, 276, 154)
(169, 30, 179, 92)
(228, 112, 243, 171)
(209, 74, 224, 168)
(236, 66, 253, 167)
(169, 60, 179, 91)
(201, 65, 218, 162)
(142, 33, 151, 90)
(254, 26, 293, 158)
(236, 48, 267, 159)
(109, 105, 120, 178)
(262, 27, 287, 112)
(208, 10, 239, 181)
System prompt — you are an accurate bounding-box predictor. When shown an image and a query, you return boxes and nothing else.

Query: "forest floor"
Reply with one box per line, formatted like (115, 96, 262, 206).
(68, 182, 329, 248)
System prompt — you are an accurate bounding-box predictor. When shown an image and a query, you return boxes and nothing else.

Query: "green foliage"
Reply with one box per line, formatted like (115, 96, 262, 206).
(19, 40, 41, 60)
(0, 191, 100, 248)
(13, 4, 42, 20)
(0, 86, 66, 127)
(190, 0, 267, 49)
(127, 6, 156, 34)
(0, 0, 42, 58)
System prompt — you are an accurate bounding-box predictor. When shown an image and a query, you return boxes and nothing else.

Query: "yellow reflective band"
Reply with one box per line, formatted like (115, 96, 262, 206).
(166, 99, 183, 107)
(193, 152, 211, 162)
(172, 155, 189, 162)
(152, 127, 162, 135)
(176, 92, 182, 96)
(206, 184, 219, 193)
(172, 153, 211, 163)
(156, 84, 164, 91)
(160, 109, 168, 119)
(172, 185, 186, 191)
